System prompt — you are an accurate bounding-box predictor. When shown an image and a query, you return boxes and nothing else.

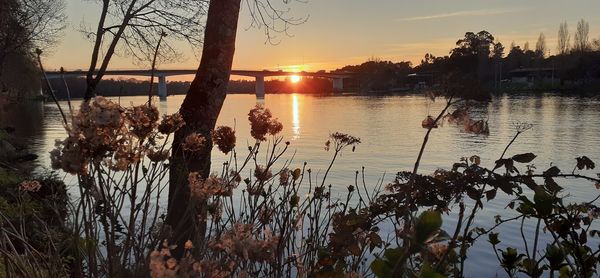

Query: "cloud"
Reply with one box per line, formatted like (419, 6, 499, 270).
(398, 8, 526, 22)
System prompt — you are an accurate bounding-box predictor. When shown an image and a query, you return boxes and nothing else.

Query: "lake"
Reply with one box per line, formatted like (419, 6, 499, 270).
(2, 93, 600, 276)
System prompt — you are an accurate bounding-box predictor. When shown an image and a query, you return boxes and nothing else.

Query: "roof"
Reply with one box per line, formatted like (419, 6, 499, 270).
(508, 68, 554, 74)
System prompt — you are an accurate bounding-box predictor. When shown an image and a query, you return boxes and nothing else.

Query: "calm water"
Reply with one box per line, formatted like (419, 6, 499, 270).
(2, 93, 600, 276)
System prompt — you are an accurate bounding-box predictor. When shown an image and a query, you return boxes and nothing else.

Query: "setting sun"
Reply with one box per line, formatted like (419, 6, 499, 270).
(290, 75, 301, 83)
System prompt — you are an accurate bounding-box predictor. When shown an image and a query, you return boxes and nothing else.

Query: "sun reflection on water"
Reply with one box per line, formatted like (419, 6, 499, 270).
(292, 94, 300, 139)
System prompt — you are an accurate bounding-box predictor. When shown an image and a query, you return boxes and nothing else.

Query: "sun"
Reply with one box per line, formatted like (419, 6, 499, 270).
(290, 75, 301, 83)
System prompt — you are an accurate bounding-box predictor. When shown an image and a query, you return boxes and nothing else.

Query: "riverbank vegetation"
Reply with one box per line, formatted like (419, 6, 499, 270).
(0, 0, 65, 98)
(2, 88, 599, 276)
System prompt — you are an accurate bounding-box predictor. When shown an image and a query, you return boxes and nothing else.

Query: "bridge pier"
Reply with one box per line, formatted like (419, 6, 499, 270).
(333, 78, 344, 92)
(255, 75, 265, 98)
(158, 75, 167, 100)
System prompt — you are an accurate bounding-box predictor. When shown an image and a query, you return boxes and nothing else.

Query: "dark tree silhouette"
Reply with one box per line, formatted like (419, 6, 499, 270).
(535, 33, 547, 57)
(165, 0, 242, 254)
(165, 0, 306, 256)
(0, 0, 65, 92)
(574, 19, 590, 53)
(557, 21, 570, 55)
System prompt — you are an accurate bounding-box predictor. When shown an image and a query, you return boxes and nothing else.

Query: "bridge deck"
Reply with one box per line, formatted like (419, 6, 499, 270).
(45, 69, 353, 79)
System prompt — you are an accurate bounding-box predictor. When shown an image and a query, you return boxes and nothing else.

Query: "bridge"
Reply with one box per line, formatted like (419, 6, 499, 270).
(44, 69, 353, 100)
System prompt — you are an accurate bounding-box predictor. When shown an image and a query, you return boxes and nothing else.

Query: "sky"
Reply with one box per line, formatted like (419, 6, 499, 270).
(45, 0, 600, 75)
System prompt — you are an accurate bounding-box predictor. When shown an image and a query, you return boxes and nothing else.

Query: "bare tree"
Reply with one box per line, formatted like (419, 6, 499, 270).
(557, 21, 570, 55)
(81, 0, 210, 100)
(523, 41, 530, 52)
(0, 0, 65, 56)
(243, 0, 309, 44)
(573, 18, 590, 52)
(535, 32, 547, 57)
(0, 0, 65, 83)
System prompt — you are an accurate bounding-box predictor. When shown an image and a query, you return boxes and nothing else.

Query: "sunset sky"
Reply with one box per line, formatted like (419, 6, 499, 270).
(45, 0, 600, 75)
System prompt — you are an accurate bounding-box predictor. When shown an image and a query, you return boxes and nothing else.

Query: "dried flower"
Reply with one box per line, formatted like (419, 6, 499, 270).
(464, 119, 489, 135)
(254, 165, 273, 182)
(445, 108, 469, 125)
(166, 258, 177, 270)
(279, 168, 290, 185)
(19, 180, 42, 192)
(428, 243, 449, 260)
(158, 113, 185, 134)
(127, 104, 159, 139)
(182, 133, 205, 153)
(212, 126, 236, 154)
(189, 172, 236, 200)
(259, 206, 273, 225)
(248, 105, 283, 141)
(184, 240, 194, 250)
(421, 116, 438, 129)
(328, 132, 361, 152)
(209, 223, 280, 262)
(208, 200, 223, 220)
(111, 143, 141, 171)
(147, 148, 170, 162)
(268, 120, 283, 135)
(50, 96, 129, 174)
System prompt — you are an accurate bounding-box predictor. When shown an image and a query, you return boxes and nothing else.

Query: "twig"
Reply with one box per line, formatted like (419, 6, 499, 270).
(36, 49, 68, 126)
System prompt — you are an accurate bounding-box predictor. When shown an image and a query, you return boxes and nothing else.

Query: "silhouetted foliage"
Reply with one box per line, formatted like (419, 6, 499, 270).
(337, 26, 600, 94)
(0, 0, 64, 95)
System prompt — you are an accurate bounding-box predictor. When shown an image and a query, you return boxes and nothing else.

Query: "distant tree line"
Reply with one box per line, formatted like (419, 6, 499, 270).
(337, 19, 600, 94)
(48, 76, 334, 99)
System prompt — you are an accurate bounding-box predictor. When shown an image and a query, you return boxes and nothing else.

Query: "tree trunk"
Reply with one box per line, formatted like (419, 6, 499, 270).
(165, 0, 241, 256)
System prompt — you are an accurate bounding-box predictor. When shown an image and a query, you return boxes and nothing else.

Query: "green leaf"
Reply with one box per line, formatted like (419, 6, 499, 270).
(543, 166, 561, 177)
(558, 266, 571, 278)
(520, 176, 539, 190)
(370, 248, 404, 278)
(370, 258, 390, 278)
(420, 263, 445, 278)
(544, 177, 563, 193)
(488, 232, 500, 245)
(383, 247, 403, 263)
(466, 187, 481, 201)
(533, 187, 553, 216)
(512, 153, 537, 163)
(415, 210, 443, 244)
(576, 156, 595, 170)
(292, 168, 301, 180)
(545, 244, 565, 270)
(485, 189, 497, 201)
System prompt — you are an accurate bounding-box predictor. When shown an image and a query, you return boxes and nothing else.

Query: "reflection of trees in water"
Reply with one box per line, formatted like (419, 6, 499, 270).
(0, 100, 44, 143)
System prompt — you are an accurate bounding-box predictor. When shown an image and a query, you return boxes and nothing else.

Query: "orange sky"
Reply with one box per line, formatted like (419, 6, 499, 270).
(45, 0, 600, 81)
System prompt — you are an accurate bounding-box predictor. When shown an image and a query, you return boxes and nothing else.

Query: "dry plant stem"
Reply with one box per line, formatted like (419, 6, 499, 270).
(436, 202, 465, 271)
(37, 52, 68, 126)
(458, 129, 525, 276)
(60, 68, 73, 115)
(409, 95, 455, 184)
(393, 95, 455, 277)
(532, 218, 542, 264)
(543, 218, 582, 278)
(520, 216, 530, 258)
